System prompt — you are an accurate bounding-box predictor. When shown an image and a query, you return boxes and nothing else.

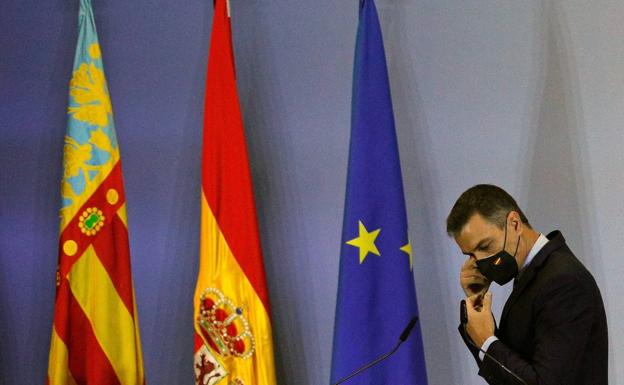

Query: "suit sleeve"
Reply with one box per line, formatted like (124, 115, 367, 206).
(458, 323, 482, 365)
(477, 274, 595, 385)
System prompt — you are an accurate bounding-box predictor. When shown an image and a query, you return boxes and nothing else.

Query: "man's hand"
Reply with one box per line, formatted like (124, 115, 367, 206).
(460, 257, 490, 299)
(466, 292, 495, 347)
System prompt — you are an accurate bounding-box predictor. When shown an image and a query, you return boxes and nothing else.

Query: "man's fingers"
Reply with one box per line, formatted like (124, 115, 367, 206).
(460, 268, 487, 282)
(466, 292, 487, 310)
(465, 300, 477, 317)
(460, 258, 491, 297)
(460, 258, 480, 273)
(460, 263, 480, 273)
(461, 276, 488, 286)
(460, 270, 488, 285)
(462, 257, 475, 267)
(482, 291, 492, 310)
(466, 293, 480, 306)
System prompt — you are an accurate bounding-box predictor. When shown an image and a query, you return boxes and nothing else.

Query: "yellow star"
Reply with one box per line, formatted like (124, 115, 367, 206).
(346, 220, 381, 264)
(400, 241, 413, 271)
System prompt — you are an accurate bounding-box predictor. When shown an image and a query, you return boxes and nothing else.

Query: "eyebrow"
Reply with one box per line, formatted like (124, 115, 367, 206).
(462, 237, 494, 256)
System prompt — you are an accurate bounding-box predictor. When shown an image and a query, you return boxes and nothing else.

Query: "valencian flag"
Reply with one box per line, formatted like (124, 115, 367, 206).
(330, 1, 428, 384)
(193, 1, 277, 384)
(46, 0, 145, 384)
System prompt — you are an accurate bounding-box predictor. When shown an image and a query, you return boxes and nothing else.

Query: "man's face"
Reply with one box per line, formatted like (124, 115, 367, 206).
(454, 213, 507, 261)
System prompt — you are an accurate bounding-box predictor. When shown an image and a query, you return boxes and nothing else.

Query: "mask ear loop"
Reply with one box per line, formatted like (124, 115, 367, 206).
(512, 231, 521, 258)
(502, 213, 509, 251)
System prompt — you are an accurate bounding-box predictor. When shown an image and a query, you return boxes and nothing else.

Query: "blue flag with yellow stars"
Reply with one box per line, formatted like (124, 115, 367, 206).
(329, 1, 428, 384)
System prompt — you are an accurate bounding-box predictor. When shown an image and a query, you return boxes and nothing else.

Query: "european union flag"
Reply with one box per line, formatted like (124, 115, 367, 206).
(330, 1, 428, 384)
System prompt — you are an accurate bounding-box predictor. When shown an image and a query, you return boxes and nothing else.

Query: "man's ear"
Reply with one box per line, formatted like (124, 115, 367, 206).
(509, 211, 522, 233)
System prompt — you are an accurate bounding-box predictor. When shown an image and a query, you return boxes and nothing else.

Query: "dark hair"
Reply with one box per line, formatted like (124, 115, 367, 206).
(446, 184, 530, 236)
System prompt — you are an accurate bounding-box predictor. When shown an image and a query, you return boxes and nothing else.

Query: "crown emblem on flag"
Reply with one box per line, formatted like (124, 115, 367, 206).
(197, 288, 255, 359)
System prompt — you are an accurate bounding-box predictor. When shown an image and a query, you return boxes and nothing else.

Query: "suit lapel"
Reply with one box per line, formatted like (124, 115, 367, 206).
(500, 231, 565, 326)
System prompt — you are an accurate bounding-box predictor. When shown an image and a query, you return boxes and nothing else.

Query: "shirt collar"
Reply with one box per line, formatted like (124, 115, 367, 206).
(521, 233, 549, 271)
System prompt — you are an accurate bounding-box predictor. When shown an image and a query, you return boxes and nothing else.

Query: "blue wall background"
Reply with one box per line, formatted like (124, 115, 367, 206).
(2, 1, 623, 384)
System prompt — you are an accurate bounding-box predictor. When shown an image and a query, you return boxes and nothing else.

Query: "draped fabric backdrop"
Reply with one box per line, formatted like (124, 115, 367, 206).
(1, 1, 622, 384)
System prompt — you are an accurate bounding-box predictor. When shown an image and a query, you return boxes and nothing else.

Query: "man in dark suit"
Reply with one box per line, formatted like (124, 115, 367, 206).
(447, 184, 608, 384)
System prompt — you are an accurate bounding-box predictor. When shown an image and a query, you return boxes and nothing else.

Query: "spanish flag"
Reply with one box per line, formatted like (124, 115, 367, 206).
(193, 1, 277, 384)
(47, 0, 145, 384)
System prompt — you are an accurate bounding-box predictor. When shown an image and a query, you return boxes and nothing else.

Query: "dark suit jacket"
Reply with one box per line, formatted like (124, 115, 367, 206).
(459, 231, 608, 384)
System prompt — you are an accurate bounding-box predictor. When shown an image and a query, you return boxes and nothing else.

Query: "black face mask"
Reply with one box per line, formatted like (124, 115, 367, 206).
(475, 221, 520, 286)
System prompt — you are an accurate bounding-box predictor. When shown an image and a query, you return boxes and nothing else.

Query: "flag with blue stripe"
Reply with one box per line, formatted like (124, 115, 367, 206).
(330, 1, 428, 384)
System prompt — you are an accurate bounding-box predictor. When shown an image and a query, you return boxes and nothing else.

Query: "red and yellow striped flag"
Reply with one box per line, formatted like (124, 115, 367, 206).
(47, 1, 145, 384)
(193, 1, 277, 384)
